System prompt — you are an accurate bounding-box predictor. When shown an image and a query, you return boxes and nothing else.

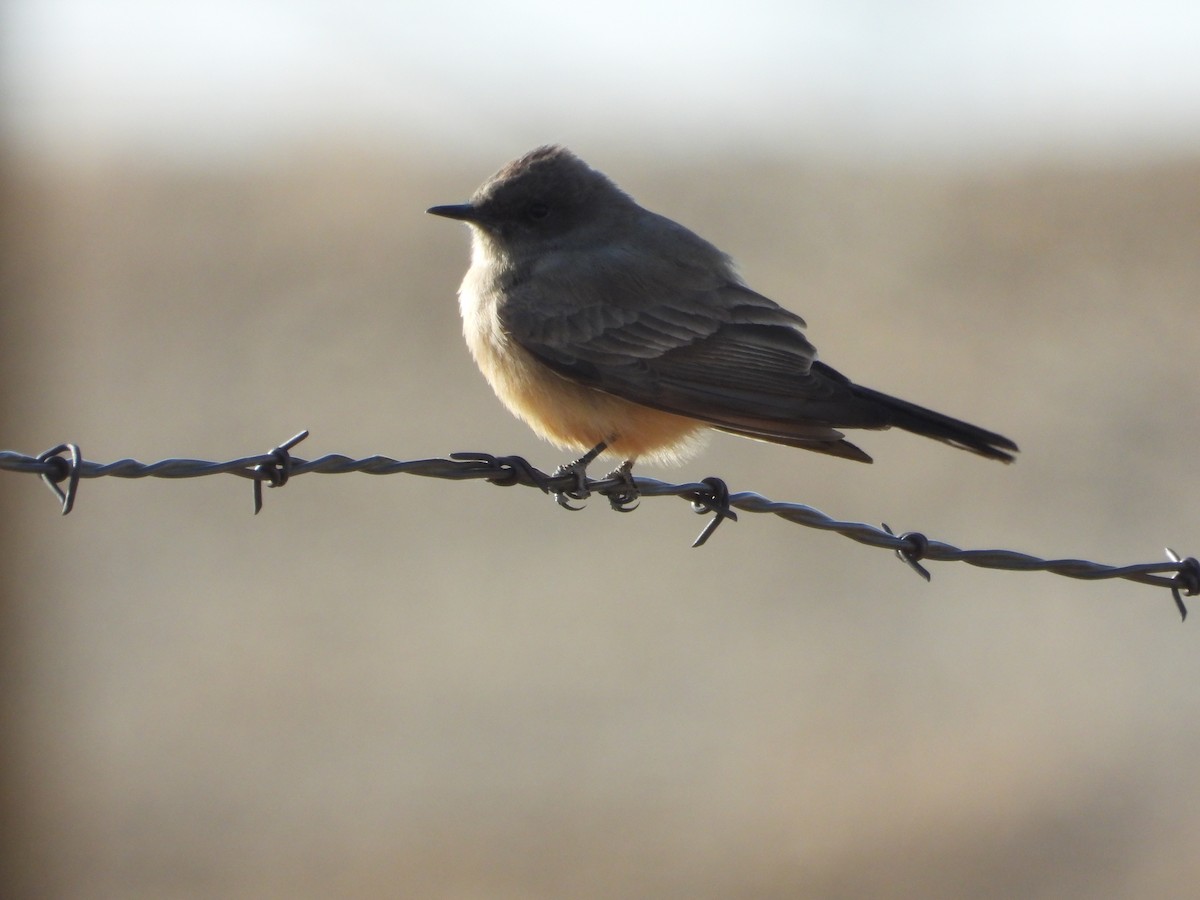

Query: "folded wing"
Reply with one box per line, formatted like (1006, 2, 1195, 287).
(502, 276, 1016, 463)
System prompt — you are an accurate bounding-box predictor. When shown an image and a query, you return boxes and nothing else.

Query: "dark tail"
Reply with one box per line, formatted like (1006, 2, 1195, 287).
(850, 384, 1019, 463)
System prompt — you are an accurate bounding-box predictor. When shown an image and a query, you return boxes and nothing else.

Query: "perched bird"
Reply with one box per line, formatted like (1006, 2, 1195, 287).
(429, 146, 1016, 504)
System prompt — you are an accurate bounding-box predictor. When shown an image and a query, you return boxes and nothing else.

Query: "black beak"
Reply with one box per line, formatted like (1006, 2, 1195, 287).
(427, 203, 479, 222)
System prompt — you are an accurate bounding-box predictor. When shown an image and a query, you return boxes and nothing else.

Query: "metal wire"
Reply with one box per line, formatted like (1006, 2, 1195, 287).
(3, 430, 1197, 618)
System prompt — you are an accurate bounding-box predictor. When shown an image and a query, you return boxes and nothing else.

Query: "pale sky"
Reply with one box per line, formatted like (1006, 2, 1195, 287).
(3, 0, 1199, 164)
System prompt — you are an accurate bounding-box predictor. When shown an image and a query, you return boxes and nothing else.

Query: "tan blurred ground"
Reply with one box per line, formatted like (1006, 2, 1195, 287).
(2, 146, 1199, 898)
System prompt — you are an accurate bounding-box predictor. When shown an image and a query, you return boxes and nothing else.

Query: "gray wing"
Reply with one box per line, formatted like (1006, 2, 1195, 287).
(500, 273, 891, 445)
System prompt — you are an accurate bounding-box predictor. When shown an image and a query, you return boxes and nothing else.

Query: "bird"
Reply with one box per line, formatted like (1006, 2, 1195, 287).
(428, 146, 1017, 506)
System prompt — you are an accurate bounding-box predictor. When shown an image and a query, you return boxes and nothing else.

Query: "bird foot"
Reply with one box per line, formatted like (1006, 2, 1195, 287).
(552, 461, 590, 510)
(601, 460, 639, 512)
(551, 441, 608, 510)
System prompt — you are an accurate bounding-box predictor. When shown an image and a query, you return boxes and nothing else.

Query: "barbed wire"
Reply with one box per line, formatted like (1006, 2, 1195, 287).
(2, 430, 1196, 619)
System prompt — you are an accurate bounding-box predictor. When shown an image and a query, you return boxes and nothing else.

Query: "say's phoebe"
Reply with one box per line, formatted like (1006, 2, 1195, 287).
(429, 146, 1017, 496)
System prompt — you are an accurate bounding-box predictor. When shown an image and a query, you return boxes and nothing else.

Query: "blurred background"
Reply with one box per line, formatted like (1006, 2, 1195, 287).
(2, 2, 1199, 897)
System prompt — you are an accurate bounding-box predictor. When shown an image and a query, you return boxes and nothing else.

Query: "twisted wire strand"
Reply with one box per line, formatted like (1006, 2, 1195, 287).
(2, 433, 1196, 617)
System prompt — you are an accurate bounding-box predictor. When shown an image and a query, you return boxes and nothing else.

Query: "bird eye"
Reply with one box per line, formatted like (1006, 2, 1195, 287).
(525, 202, 550, 221)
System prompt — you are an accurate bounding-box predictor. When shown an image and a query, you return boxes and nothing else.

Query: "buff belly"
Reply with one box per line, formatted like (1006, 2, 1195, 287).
(466, 329, 706, 464)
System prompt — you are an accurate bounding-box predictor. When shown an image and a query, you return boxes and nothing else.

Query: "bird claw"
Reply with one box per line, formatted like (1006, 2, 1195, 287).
(549, 441, 609, 511)
(602, 461, 639, 512)
(552, 460, 593, 511)
(549, 460, 595, 511)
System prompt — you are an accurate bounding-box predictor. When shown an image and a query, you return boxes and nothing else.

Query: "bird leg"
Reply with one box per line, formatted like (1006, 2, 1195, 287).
(552, 441, 608, 510)
(601, 459, 639, 512)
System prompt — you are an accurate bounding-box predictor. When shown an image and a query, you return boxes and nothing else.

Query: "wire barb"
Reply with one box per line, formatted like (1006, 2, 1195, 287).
(36, 443, 82, 515)
(1, 438, 1195, 617)
(1165, 548, 1199, 621)
(689, 477, 738, 548)
(448, 451, 551, 489)
(882, 523, 932, 582)
(252, 430, 309, 514)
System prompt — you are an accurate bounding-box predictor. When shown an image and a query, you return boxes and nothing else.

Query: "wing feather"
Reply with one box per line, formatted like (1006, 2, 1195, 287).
(501, 276, 887, 434)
